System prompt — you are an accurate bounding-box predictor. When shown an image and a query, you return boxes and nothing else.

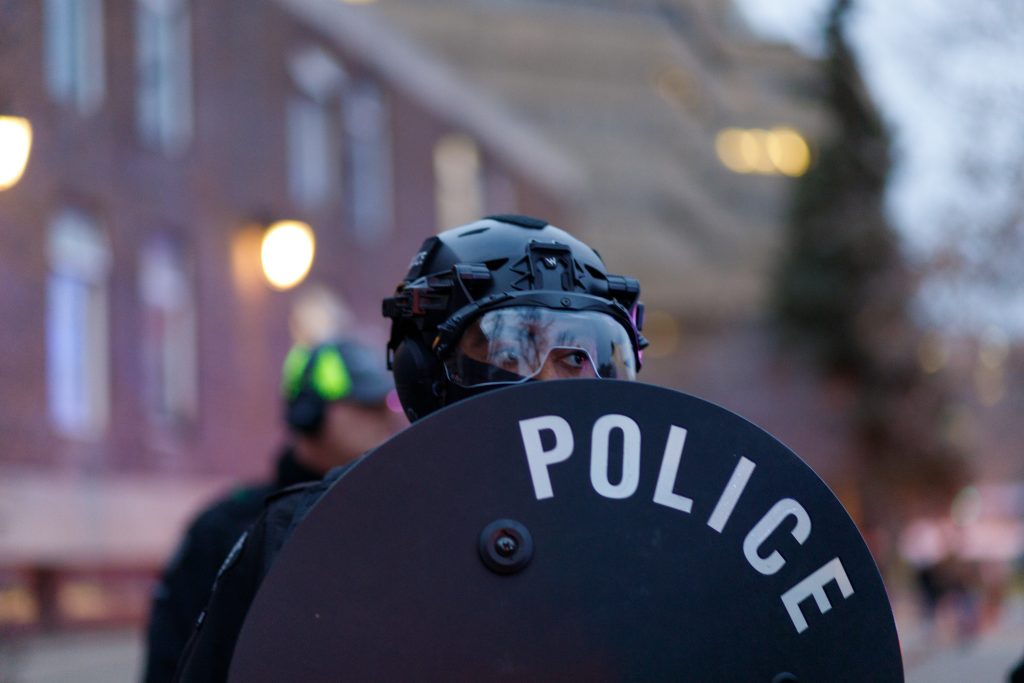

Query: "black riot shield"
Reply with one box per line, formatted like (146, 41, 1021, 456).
(230, 380, 903, 681)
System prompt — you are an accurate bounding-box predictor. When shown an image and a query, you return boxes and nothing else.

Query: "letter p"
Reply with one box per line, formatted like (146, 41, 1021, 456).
(519, 415, 574, 500)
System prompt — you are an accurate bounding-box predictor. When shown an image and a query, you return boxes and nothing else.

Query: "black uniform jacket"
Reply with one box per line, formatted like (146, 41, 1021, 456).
(143, 449, 321, 683)
(173, 462, 354, 682)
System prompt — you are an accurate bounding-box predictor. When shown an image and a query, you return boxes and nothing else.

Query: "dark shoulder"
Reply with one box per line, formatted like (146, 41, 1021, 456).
(264, 464, 347, 513)
(187, 483, 276, 536)
(256, 464, 352, 563)
(262, 473, 334, 530)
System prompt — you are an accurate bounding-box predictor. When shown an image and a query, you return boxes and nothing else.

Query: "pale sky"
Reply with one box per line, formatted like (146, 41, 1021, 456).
(734, 0, 1024, 336)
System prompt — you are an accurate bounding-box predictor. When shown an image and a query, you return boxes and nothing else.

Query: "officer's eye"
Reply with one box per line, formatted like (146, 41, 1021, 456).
(558, 349, 589, 369)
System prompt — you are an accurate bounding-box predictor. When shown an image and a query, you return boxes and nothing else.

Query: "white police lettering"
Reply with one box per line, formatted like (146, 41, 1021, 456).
(707, 456, 756, 533)
(743, 498, 812, 576)
(590, 414, 642, 499)
(781, 558, 855, 633)
(652, 425, 693, 513)
(518, 413, 856, 635)
(519, 415, 574, 500)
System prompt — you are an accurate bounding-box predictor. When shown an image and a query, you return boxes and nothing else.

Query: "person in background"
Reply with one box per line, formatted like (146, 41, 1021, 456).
(142, 338, 403, 683)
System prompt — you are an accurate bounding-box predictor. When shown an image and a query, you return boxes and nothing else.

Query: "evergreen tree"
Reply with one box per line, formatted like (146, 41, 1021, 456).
(772, 0, 966, 522)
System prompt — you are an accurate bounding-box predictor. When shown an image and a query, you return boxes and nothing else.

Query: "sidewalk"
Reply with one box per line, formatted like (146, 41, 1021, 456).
(907, 628, 1023, 683)
(3, 611, 1022, 682)
(900, 594, 1024, 683)
(1, 629, 143, 683)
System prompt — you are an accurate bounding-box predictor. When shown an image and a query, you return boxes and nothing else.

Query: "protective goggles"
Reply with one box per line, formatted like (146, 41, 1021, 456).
(442, 306, 638, 388)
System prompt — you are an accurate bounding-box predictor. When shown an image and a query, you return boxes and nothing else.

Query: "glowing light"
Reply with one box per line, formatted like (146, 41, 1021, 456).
(0, 116, 33, 190)
(747, 129, 776, 173)
(261, 220, 316, 290)
(766, 127, 810, 177)
(716, 126, 811, 177)
(716, 128, 755, 174)
(0, 585, 38, 624)
(58, 581, 110, 621)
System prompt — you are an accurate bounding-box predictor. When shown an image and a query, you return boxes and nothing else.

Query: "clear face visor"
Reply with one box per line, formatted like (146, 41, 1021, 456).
(443, 306, 638, 388)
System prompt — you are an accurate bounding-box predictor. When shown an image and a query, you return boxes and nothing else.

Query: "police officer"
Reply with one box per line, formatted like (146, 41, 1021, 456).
(174, 215, 648, 681)
(144, 339, 398, 682)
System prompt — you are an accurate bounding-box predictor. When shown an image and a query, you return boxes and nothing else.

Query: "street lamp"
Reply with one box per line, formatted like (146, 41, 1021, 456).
(261, 220, 316, 290)
(0, 115, 32, 190)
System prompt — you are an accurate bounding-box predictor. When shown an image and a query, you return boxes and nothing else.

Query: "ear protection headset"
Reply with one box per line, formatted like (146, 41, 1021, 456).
(284, 344, 353, 436)
(389, 336, 442, 424)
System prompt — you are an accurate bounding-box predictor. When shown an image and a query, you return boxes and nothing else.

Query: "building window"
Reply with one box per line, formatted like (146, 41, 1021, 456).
(287, 96, 336, 211)
(433, 133, 484, 231)
(44, 0, 105, 114)
(345, 82, 394, 244)
(136, 0, 193, 154)
(139, 236, 197, 424)
(286, 46, 347, 212)
(46, 209, 111, 440)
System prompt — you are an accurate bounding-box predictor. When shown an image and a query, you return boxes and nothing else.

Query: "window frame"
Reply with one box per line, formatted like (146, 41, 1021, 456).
(46, 208, 112, 441)
(135, 0, 194, 154)
(44, 0, 106, 115)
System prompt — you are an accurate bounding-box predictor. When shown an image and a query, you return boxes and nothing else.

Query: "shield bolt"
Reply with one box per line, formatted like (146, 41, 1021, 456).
(495, 534, 518, 557)
(479, 519, 534, 575)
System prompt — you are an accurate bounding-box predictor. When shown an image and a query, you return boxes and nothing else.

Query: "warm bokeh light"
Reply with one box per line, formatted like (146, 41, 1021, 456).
(716, 126, 810, 177)
(716, 128, 755, 174)
(231, 225, 265, 296)
(58, 581, 111, 621)
(0, 116, 33, 190)
(0, 585, 38, 624)
(766, 126, 810, 176)
(261, 220, 316, 290)
(739, 130, 761, 171)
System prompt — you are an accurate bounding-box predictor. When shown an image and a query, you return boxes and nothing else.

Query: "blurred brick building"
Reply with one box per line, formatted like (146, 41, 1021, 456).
(0, 0, 576, 630)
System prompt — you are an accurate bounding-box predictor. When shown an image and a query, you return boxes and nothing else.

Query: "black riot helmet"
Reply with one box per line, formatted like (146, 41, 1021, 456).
(382, 215, 648, 422)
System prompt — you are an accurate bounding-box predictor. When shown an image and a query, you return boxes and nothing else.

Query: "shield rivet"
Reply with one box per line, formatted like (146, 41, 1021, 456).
(479, 519, 533, 575)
